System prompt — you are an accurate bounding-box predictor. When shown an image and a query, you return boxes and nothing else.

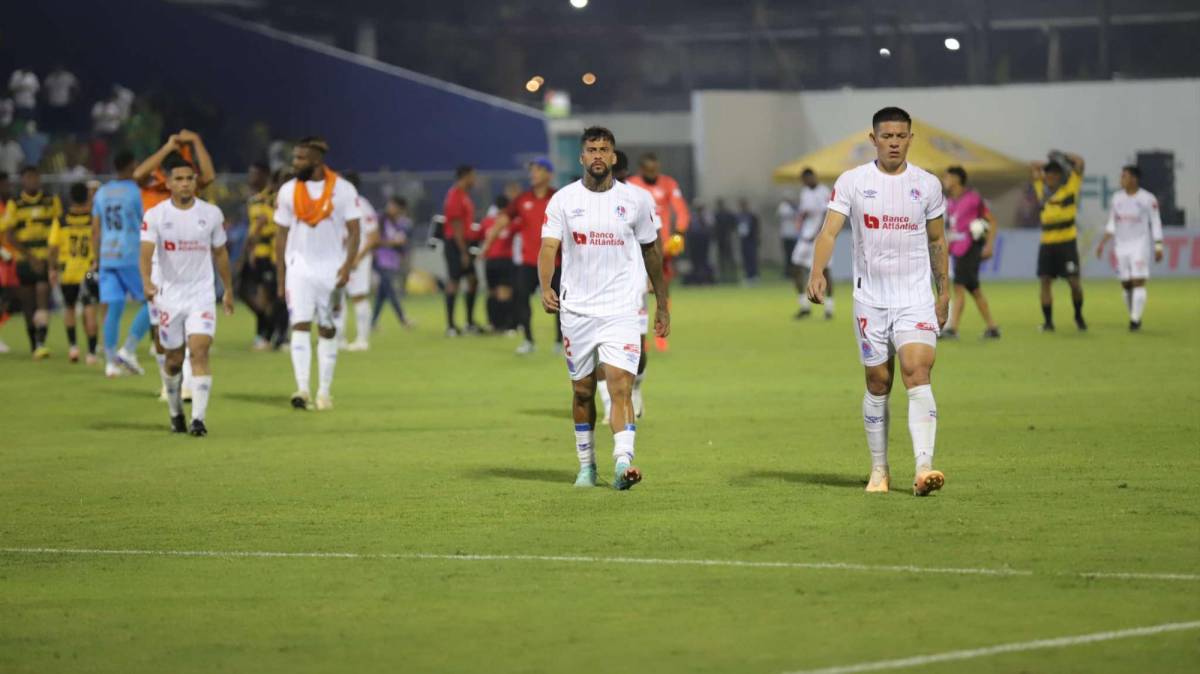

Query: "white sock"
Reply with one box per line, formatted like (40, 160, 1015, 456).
(334, 295, 348, 342)
(1131, 287, 1147, 322)
(799, 294, 812, 311)
(907, 385, 937, 469)
(155, 352, 169, 389)
(613, 426, 636, 466)
(290, 330, 311, 394)
(824, 297, 835, 316)
(182, 350, 193, 391)
(165, 372, 183, 417)
(863, 391, 889, 469)
(597, 380, 613, 417)
(191, 375, 212, 422)
(354, 300, 371, 344)
(317, 336, 338, 397)
(574, 423, 595, 468)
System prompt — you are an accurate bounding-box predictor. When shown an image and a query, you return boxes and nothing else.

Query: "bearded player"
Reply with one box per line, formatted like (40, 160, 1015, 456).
(274, 137, 361, 411)
(807, 107, 950, 497)
(540, 127, 669, 490)
(628, 152, 687, 352)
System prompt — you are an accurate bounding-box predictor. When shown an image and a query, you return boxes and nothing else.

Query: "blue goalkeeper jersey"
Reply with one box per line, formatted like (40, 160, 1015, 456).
(93, 179, 144, 269)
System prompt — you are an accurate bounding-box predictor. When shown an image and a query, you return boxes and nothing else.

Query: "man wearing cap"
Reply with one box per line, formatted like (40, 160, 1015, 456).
(484, 157, 557, 355)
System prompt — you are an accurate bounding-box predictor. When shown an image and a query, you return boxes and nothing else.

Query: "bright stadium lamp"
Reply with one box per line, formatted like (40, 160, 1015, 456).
(582, 72, 597, 85)
(879, 47, 892, 58)
(570, 0, 588, 8)
(944, 37, 961, 51)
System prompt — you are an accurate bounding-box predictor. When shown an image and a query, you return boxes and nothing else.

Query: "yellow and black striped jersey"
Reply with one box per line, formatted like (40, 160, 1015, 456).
(248, 190, 277, 261)
(1, 191, 63, 261)
(1033, 172, 1082, 245)
(48, 210, 95, 284)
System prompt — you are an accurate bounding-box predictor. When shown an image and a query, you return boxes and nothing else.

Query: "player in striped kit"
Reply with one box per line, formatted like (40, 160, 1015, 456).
(1095, 165, 1164, 331)
(540, 127, 669, 490)
(806, 107, 950, 496)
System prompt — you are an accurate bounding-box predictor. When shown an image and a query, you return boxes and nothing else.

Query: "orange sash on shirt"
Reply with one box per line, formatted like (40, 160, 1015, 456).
(294, 168, 338, 226)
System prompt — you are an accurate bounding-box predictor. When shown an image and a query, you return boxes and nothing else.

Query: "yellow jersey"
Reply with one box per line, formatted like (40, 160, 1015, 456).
(48, 210, 95, 284)
(2, 191, 63, 261)
(248, 190, 277, 261)
(1033, 172, 1082, 245)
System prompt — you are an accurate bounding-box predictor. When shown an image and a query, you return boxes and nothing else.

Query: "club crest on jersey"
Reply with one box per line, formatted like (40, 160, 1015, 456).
(862, 189, 878, 199)
(909, 188, 922, 202)
(615, 205, 627, 220)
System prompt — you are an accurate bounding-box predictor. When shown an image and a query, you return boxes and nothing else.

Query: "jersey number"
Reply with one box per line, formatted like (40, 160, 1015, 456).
(68, 234, 90, 258)
(104, 204, 124, 231)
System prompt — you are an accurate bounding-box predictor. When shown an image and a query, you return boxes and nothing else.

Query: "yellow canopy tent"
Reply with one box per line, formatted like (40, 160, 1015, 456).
(773, 120, 1028, 191)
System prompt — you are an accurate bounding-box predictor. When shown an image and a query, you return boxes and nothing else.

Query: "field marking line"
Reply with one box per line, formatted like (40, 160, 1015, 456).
(2, 547, 1198, 583)
(783, 620, 1200, 674)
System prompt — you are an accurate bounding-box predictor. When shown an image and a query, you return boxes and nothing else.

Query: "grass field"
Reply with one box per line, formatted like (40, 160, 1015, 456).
(1, 278, 1198, 673)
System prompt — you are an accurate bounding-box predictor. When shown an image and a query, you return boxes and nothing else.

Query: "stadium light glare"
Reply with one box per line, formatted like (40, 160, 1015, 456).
(582, 72, 597, 85)
(570, 0, 588, 9)
(533, 76, 545, 85)
(944, 37, 961, 51)
(525, 79, 541, 93)
(879, 47, 891, 58)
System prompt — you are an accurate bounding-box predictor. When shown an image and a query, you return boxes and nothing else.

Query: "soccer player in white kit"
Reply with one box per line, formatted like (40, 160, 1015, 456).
(791, 167, 834, 319)
(274, 137, 361, 411)
(1095, 165, 1164, 331)
(539, 127, 670, 490)
(807, 107, 951, 496)
(138, 155, 234, 436)
(336, 172, 380, 351)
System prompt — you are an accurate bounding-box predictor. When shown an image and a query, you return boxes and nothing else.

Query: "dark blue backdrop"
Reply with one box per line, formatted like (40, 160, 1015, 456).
(3, 0, 547, 172)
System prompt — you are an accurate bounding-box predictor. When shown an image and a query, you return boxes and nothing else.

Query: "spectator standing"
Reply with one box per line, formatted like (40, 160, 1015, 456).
(8, 70, 39, 122)
(372, 196, 411, 328)
(42, 66, 79, 133)
(685, 202, 715, 285)
(736, 198, 760, 284)
(778, 197, 798, 279)
(714, 198, 738, 283)
(16, 122, 47, 168)
(0, 132, 25, 176)
(0, 97, 14, 131)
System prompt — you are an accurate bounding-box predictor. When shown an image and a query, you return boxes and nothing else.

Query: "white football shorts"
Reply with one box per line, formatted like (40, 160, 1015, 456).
(852, 299, 939, 367)
(560, 311, 643, 381)
(1116, 249, 1150, 282)
(157, 299, 217, 350)
(286, 269, 338, 329)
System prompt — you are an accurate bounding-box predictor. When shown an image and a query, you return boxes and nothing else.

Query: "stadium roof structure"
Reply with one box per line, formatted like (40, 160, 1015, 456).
(773, 120, 1027, 188)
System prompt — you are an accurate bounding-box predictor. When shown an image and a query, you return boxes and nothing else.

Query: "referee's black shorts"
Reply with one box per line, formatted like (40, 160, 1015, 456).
(1037, 241, 1080, 279)
(444, 240, 478, 282)
(485, 258, 515, 289)
(953, 240, 984, 292)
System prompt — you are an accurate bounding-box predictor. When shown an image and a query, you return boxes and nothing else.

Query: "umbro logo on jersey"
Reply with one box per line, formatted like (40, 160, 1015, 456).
(569, 208, 586, 218)
(862, 189, 878, 199)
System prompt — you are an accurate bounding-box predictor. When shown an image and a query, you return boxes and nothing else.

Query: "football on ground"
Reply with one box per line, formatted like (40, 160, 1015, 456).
(1, 278, 1197, 673)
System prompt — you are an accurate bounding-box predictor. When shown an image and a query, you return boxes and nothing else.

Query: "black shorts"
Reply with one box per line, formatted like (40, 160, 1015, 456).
(250, 257, 277, 286)
(444, 240, 478, 281)
(16, 260, 49, 286)
(61, 275, 99, 307)
(953, 241, 984, 292)
(484, 258, 515, 289)
(1037, 241, 1080, 279)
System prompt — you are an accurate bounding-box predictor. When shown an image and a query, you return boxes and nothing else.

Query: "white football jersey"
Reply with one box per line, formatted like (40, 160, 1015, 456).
(829, 161, 946, 308)
(542, 180, 660, 317)
(1106, 188, 1163, 254)
(274, 173, 362, 278)
(355, 196, 379, 272)
(798, 183, 832, 240)
(139, 197, 226, 305)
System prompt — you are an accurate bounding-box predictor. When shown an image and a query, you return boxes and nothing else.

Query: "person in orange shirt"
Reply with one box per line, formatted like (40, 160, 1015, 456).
(627, 153, 687, 352)
(134, 130, 216, 211)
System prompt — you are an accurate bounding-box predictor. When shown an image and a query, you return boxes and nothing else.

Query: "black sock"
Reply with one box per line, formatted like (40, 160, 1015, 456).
(465, 291, 477, 326)
(485, 297, 498, 328)
(87, 334, 98, 355)
(35, 325, 47, 347)
(445, 293, 458, 329)
(256, 310, 270, 340)
(26, 323, 36, 351)
(1041, 303, 1053, 326)
(1073, 297, 1084, 321)
(66, 325, 77, 346)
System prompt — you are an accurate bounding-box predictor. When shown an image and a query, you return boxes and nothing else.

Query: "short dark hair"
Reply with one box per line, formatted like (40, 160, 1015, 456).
(494, 194, 510, 209)
(614, 150, 629, 174)
(800, 167, 815, 178)
(343, 170, 361, 189)
(946, 166, 968, 185)
(20, 165, 38, 176)
(113, 150, 136, 172)
(297, 136, 329, 154)
(871, 106, 912, 129)
(1122, 165, 1141, 180)
(250, 160, 270, 174)
(581, 126, 616, 147)
(69, 182, 89, 205)
(388, 196, 407, 209)
(638, 152, 658, 165)
(455, 164, 475, 179)
(1044, 161, 1065, 175)
(162, 152, 194, 174)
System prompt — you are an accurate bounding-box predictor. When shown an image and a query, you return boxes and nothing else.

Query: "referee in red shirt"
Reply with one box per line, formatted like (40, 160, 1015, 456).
(442, 165, 480, 336)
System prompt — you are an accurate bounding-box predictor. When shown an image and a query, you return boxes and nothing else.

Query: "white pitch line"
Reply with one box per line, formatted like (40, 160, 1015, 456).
(0, 547, 1197, 583)
(783, 620, 1200, 674)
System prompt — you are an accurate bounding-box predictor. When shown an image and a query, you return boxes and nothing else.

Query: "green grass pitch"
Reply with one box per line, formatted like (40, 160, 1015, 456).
(1, 278, 1198, 673)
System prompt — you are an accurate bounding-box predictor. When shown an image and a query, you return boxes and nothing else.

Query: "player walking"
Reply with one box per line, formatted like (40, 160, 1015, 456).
(92, 151, 150, 376)
(2, 166, 61, 358)
(138, 156, 234, 436)
(540, 127, 669, 490)
(791, 168, 834, 320)
(1095, 165, 1163, 331)
(48, 182, 100, 363)
(273, 137, 361, 411)
(628, 153, 688, 352)
(336, 172, 380, 351)
(807, 107, 950, 496)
